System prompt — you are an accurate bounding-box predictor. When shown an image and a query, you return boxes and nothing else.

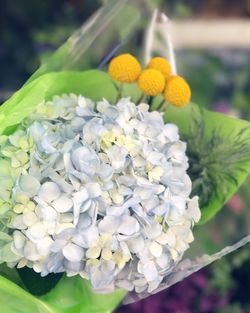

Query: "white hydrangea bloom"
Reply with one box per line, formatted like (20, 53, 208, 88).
(0, 94, 200, 294)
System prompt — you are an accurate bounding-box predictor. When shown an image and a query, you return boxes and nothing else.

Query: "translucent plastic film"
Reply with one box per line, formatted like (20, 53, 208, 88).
(28, 0, 157, 83)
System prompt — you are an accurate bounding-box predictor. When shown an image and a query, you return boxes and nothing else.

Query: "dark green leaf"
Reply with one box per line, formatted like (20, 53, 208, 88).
(163, 103, 250, 224)
(18, 267, 63, 296)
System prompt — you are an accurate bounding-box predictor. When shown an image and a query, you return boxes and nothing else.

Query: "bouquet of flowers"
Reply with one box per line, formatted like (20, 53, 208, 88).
(0, 1, 249, 312)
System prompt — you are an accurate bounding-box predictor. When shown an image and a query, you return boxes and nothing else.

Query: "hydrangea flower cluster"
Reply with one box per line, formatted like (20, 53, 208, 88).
(0, 95, 200, 293)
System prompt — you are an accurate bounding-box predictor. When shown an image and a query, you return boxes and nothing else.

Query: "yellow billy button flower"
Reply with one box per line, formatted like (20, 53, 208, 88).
(164, 75, 191, 107)
(138, 69, 165, 96)
(147, 57, 172, 80)
(108, 53, 142, 83)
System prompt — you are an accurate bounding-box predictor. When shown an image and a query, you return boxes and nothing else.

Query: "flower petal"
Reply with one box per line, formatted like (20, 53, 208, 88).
(63, 243, 84, 262)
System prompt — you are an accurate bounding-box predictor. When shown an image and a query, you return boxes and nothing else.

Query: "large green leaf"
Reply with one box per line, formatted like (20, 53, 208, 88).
(41, 275, 126, 313)
(0, 70, 116, 135)
(0, 275, 53, 313)
(163, 104, 250, 224)
(0, 274, 126, 313)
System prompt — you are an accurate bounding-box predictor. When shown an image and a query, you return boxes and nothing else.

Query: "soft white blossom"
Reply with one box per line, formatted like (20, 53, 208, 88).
(0, 94, 200, 294)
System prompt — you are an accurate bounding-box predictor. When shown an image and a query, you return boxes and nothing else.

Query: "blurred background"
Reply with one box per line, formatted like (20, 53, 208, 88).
(0, 0, 250, 312)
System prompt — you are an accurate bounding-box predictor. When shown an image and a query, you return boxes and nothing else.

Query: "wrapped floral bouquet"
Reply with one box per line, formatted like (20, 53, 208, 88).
(0, 1, 249, 312)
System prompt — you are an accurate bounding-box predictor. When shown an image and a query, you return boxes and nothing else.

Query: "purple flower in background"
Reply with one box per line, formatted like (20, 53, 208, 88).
(116, 270, 229, 313)
(215, 102, 230, 114)
(214, 102, 240, 118)
(227, 194, 245, 215)
(200, 293, 229, 312)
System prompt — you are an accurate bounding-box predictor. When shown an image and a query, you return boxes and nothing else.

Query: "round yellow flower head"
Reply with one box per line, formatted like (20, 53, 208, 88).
(138, 69, 165, 96)
(147, 57, 172, 80)
(164, 75, 191, 107)
(108, 54, 142, 83)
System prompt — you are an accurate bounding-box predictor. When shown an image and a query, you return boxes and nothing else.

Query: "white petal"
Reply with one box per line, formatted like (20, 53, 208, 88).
(187, 196, 201, 223)
(148, 278, 162, 293)
(171, 196, 186, 214)
(164, 123, 179, 141)
(156, 233, 169, 245)
(36, 236, 53, 256)
(126, 236, 145, 253)
(74, 227, 99, 248)
(60, 213, 74, 223)
(52, 195, 73, 213)
(23, 212, 38, 227)
(77, 213, 92, 229)
(33, 262, 42, 273)
(13, 231, 26, 250)
(17, 258, 27, 269)
(149, 242, 163, 258)
(86, 183, 102, 198)
(118, 215, 140, 236)
(99, 216, 119, 234)
(165, 229, 176, 247)
(55, 223, 74, 234)
(55, 223, 75, 234)
(86, 246, 101, 259)
(101, 260, 116, 273)
(39, 206, 57, 224)
(39, 182, 61, 203)
(23, 242, 40, 261)
(80, 199, 92, 213)
(116, 280, 134, 291)
(73, 189, 89, 205)
(156, 253, 170, 269)
(134, 187, 153, 200)
(27, 223, 47, 241)
(134, 278, 147, 287)
(143, 261, 158, 282)
(63, 243, 84, 262)
(19, 175, 40, 197)
(12, 215, 26, 230)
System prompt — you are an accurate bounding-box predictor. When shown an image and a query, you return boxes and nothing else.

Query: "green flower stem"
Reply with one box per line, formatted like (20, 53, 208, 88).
(158, 99, 169, 111)
(115, 82, 124, 103)
(136, 92, 146, 105)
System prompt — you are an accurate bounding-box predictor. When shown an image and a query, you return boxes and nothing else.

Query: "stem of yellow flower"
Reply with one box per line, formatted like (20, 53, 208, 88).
(148, 96, 154, 107)
(159, 99, 169, 111)
(113, 82, 123, 103)
(136, 93, 146, 105)
(116, 83, 123, 103)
